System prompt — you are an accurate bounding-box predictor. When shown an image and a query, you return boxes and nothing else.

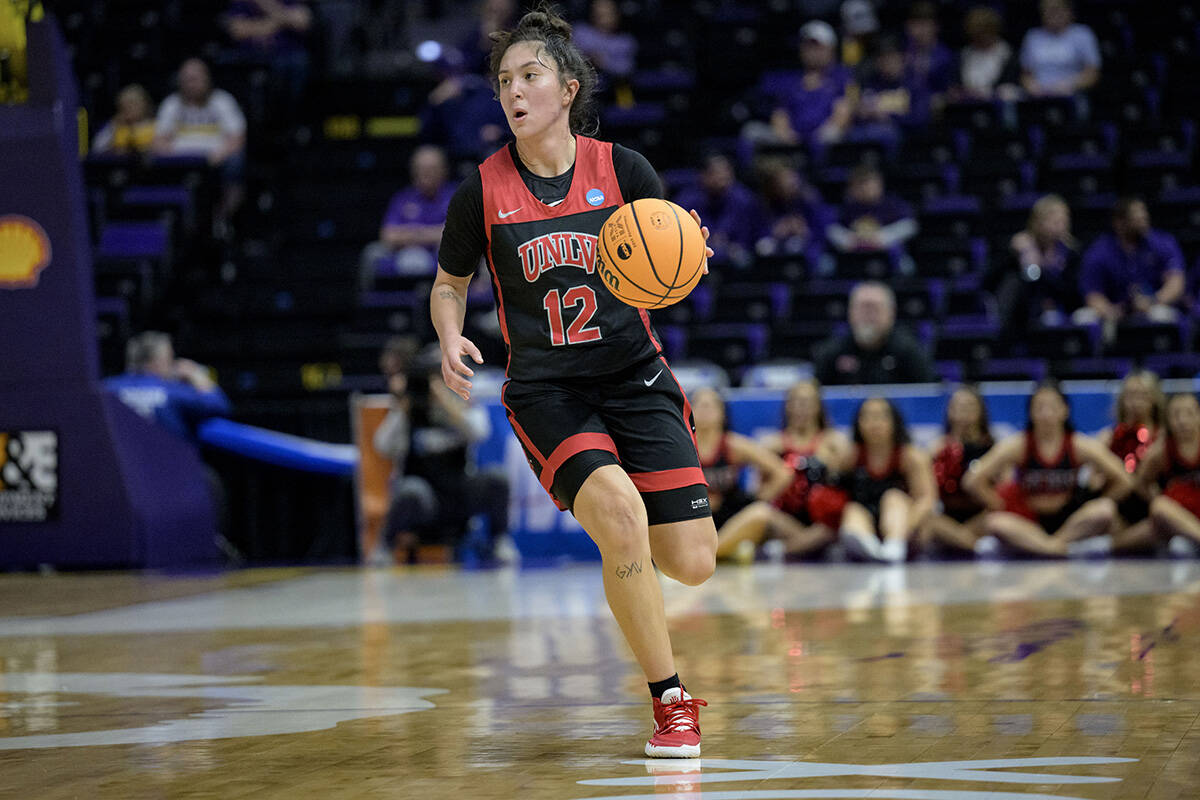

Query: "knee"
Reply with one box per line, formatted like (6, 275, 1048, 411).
(1085, 496, 1117, 523)
(672, 546, 716, 586)
(1149, 494, 1174, 522)
(587, 491, 648, 556)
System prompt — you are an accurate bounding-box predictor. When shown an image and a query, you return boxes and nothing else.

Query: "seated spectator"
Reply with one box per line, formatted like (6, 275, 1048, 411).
(838, 0, 879, 69)
(224, 0, 313, 106)
(825, 164, 917, 255)
(673, 153, 764, 264)
(963, 381, 1132, 557)
(1019, 0, 1100, 97)
(92, 85, 157, 156)
(813, 281, 936, 385)
(768, 20, 856, 146)
(573, 0, 637, 90)
(153, 58, 247, 230)
(359, 145, 455, 291)
(997, 194, 1084, 334)
(836, 397, 935, 562)
(755, 158, 830, 261)
(694, 388, 794, 537)
(1080, 197, 1187, 325)
(955, 5, 1019, 101)
(854, 35, 931, 132)
(923, 385, 995, 554)
(717, 379, 851, 561)
(104, 331, 232, 444)
(372, 341, 512, 565)
(419, 48, 508, 164)
(0, 0, 42, 103)
(458, 0, 517, 75)
(1114, 393, 1200, 556)
(903, 1, 956, 113)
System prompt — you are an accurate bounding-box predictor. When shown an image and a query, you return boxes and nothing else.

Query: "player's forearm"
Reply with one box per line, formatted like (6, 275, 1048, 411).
(430, 280, 468, 344)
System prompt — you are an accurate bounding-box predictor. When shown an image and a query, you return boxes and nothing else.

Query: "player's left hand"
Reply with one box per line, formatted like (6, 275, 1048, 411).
(688, 209, 714, 275)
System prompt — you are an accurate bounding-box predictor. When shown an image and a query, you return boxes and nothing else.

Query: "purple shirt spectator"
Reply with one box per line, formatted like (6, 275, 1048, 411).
(839, 195, 914, 231)
(1020, 24, 1099, 92)
(673, 154, 764, 259)
(906, 40, 956, 95)
(773, 64, 855, 143)
(226, 0, 310, 55)
(574, 0, 637, 79)
(383, 184, 455, 252)
(1081, 230, 1186, 305)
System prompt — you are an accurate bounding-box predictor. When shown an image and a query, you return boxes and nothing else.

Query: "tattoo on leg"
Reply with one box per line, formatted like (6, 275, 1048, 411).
(615, 561, 643, 579)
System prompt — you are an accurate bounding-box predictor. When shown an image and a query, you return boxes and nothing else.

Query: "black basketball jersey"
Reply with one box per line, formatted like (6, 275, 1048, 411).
(441, 137, 663, 381)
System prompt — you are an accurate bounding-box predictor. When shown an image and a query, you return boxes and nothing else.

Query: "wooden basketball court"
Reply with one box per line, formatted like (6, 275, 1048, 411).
(1, 560, 1197, 798)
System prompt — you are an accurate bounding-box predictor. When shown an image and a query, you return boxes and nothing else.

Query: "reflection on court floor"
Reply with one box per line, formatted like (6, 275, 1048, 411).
(0, 561, 1196, 799)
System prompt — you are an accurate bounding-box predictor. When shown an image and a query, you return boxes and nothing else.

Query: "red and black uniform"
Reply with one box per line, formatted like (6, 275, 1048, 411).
(933, 437, 991, 523)
(700, 434, 754, 528)
(846, 446, 907, 521)
(1111, 423, 1156, 521)
(439, 137, 709, 522)
(1160, 437, 1200, 517)
(774, 432, 847, 527)
(998, 432, 1085, 533)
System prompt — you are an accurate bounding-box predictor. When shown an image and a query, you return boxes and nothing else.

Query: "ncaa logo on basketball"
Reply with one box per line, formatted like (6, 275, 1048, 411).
(0, 216, 52, 289)
(0, 430, 59, 522)
(616, 242, 633, 260)
(585, 188, 605, 206)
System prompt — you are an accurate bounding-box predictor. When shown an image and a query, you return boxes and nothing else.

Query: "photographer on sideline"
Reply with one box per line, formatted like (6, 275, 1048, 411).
(372, 338, 513, 564)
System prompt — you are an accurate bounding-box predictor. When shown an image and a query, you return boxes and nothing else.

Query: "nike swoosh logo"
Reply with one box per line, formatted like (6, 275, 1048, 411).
(498, 207, 522, 219)
(643, 369, 664, 387)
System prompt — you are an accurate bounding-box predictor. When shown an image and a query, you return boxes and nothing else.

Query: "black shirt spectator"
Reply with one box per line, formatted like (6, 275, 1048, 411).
(813, 282, 936, 385)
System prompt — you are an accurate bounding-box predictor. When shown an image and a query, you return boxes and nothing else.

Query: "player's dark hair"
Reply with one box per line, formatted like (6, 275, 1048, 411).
(126, 331, 172, 372)
(852, 397, 910, 448)
(943, 384, 993, 448)
(488, 2, 599, 136)
(1025, 380, 1075, 434)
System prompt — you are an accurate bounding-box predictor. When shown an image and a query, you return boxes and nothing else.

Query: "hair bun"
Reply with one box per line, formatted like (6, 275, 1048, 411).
(521, 5, 573, 40)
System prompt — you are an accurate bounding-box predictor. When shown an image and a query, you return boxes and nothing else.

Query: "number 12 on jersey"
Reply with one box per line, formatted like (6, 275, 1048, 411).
(542, 286, 603, 346)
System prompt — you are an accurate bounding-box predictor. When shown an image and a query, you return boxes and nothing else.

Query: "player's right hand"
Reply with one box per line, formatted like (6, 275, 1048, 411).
(441, 335, 484, 401)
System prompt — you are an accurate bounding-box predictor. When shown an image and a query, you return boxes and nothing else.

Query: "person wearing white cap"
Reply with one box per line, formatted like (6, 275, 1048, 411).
(769, 20, 856, 146)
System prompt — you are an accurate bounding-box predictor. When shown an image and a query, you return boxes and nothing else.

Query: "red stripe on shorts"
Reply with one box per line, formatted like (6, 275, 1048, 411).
(628, 466, 708, 493)
(541, 432, 619, 493)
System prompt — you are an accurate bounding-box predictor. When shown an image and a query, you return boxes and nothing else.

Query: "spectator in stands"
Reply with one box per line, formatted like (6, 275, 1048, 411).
(1080, 197, 1187, 325)
(420, 48, 508, 164)
(153, 58, 247, 231)
(458, 0, 518, 75)
(825, 164, 917, 255)
(954, 5, 1019, 101)
(573, 0, 637, 89)
(105, 331, 232, 444)
(813, 281, 936, 385)
(963, 381, 1132, 557)
(768, 20, 856, 146)
(716, 379, 851, 562)
(224, 0, 313, 106)
(839, 0, 879, 69)
(923, 385, 995, 554)
(672, 153, 764, 264)
(997, 194, 1083, 335)
(1019, 0, 1100, 97)
(904, 1, 955, 113)
(854, 35, 931, 132)
(755, 158, 830, 261)
(1115, 392, 1200, 556)
(358, 145, 455, 291)
(92, 85, 157, 156)
(695, 388, 795, 559)
(837, 397, 935, 562)
(372, 341, 513, 565)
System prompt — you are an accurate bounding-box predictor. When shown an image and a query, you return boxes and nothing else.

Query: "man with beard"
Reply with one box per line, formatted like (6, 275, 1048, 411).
(812, 281, 935, 385)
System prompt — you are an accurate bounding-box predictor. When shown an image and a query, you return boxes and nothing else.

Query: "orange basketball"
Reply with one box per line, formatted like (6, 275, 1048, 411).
(596, 198, 706, 309)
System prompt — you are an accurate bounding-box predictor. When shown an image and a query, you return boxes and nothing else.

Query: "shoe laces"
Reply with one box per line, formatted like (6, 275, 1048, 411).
(659, 696, 707, 733)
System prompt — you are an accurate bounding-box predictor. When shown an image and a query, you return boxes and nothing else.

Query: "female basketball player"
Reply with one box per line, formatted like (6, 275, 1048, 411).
(922, 385, 995, 554)
(963, 382, 1133, 556)
(837, 397, 935, 563)
(430, 5, 715, 757)
(1112, 393, 1200, 554)
(715, 379, 850, 561)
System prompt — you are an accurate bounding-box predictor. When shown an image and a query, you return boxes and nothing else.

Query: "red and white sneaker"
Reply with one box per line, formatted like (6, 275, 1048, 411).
(645, 687, 707, 758)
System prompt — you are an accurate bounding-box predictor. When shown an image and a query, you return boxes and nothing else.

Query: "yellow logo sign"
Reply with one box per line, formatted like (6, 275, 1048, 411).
(0, 215, 52, 288)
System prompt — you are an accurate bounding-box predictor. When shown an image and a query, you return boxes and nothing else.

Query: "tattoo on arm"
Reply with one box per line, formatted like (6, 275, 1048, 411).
(437, 286, 464, 308)
(615, 561, 643, 579)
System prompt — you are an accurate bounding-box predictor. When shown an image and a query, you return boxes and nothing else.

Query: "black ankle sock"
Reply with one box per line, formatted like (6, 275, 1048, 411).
(648, 674, 682, 700)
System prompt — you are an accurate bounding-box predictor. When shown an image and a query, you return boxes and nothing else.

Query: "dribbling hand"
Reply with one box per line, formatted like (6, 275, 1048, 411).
(441, 335, 484, 401)
(688, 209, 714, 275)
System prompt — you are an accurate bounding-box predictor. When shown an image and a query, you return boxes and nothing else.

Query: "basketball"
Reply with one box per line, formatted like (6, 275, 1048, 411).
(596, 198, 706, 309)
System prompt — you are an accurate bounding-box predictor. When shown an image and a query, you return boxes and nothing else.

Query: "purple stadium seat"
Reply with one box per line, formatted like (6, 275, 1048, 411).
(97, 221, 170, 260)
(1145, 353, 1200, 379)
(1050, 358, 1133, 381)
(934, 320, 1002, 362)
(971, 358, 1047, 383)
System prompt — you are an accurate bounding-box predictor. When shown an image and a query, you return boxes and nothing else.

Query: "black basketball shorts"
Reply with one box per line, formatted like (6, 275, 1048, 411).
(501, 354, 712, 525)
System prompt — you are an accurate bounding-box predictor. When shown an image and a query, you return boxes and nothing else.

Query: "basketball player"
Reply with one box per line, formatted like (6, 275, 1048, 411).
(430, 5, 714, 757)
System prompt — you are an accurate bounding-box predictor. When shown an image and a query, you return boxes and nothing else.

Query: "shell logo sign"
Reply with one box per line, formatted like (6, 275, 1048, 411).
(0, 215, 52, 288)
